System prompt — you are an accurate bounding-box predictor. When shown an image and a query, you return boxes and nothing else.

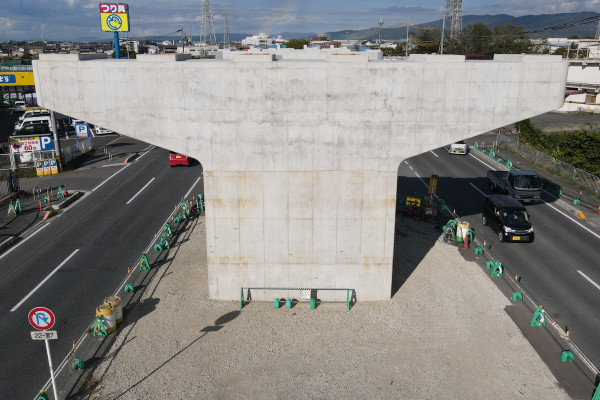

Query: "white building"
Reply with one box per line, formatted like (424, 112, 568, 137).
(241, 33, 273, 47)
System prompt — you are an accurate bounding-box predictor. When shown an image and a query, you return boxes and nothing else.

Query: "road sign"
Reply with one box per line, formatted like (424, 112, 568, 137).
(74, 123, 89, 138)
(28, 307, 55, 330)
(31, 330, 58, 340)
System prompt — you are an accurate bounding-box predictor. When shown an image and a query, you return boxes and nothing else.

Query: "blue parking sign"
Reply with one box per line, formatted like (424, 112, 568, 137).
(74, 124, 89, 138)
(40, 135, 54, 151)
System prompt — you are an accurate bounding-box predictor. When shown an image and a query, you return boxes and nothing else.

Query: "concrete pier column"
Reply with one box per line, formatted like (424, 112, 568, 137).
(205, 170, 396, 301)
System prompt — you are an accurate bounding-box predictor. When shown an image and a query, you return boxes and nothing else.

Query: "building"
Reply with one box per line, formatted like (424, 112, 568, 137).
(241, 33, 273, 47)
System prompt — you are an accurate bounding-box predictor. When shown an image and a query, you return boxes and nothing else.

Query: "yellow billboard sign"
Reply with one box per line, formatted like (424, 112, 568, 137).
(99, 3, 130, 32)
(0, 72, 35, 86)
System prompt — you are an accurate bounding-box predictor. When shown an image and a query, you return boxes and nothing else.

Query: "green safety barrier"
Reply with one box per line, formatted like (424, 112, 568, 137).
(240, 288, 244, 309)
(310, 298, 316, 309)
(491, 262, 503, 277)
(482, 149, 487, 155)
(466, 228, 474, 242)
(43, 196, 49, 203)
(197, 194, 205, 213)
(560, 351, 574, 363)
(592, 384, 600, 400)
(497, 158, 503, 163)
(486, 260, 496, 269)
(473, 141, 478, 149)
(7, 203, 17, 217)
(124, 284, 135, 293)
(286, 298, 292, 308)
(474, 247, 483, 255)
(437, 199, 446, 213)
(530, 306, 546, 327)
(72, 358, 85, 370)
(36, 390, 49, 400)
(15, 199, 21, 214)
(164, 224, 172, 238)
(173, 215, 181, 224)
(57, 186, 65, 199)
(573, 198, 580, 205)
(274, 298, 280, 309)
(347, 289, 352, 310)
(512, 291, 522, 302)
(139, 253, 150, 271)
(506, 160, 513, 169)
(93, 317, 108, 336)
(489, 149, 495, 158)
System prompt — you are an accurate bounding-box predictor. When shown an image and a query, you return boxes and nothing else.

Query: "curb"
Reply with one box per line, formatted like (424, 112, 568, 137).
(124, 153, 139, 163)
(0, 235, 19, 253)
(52, 191, 84, 210)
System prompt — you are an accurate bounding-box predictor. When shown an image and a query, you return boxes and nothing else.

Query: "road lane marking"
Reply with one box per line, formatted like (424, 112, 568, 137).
(126, 177, 156, 205)
(543, 201, 600, 240)
(577, 270, 600, 291)
(430, 150, 439, 158)
(184, 177, 202, 198)
(0, 223, 50, 261)
(92, 165, 130, 192)
(469, 182, 486, 197)
(134, 145, 156, 162)
(11, 249, 80, 312)
(469, 153, 496, 170)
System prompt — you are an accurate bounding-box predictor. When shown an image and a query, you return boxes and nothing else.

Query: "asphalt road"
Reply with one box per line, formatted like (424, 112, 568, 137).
(0, 139, 202, 399)
(399, 145, 600, 370)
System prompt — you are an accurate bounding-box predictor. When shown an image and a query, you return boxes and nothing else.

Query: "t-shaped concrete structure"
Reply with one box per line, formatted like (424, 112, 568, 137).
(33, 51, 567, 301)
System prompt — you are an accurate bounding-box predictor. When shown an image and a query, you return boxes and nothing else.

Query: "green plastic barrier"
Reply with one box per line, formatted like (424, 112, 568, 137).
(505, 160, 513, 169)
(530, 306, 546, 327)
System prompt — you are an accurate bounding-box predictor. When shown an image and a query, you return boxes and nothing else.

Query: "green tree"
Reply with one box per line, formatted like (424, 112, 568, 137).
(284, 39, 310, 49)
(411, 29, 440, 54)
(463, 23, 492, 56)
(491, 23, 532, 54)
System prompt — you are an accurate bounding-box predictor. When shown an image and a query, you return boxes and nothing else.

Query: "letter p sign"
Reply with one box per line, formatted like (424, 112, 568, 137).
(40, 136, 54, 151)
(75, 124, 89, 138)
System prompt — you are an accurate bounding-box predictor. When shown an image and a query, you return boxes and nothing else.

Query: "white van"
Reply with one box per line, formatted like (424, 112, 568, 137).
(18, 109, 50, 122)
(14, 115, 53, 132)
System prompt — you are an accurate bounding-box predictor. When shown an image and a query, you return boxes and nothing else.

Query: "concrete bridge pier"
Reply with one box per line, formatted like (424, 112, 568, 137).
(32, 52, 568, 301)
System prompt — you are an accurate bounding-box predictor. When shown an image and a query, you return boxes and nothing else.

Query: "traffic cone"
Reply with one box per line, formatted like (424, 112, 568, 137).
(597, 204, 600, 215)
(463, 232, 469, 248)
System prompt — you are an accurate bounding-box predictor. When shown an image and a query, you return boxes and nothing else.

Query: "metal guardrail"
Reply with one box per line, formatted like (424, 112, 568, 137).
(240, 287, 356, 310)
(495, 132, 600, 197)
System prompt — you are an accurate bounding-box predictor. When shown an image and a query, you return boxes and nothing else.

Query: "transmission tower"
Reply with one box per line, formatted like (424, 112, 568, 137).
(224, 12, 230, 48)
(200, 0, 217, 45)
(444, 0, 463, 39)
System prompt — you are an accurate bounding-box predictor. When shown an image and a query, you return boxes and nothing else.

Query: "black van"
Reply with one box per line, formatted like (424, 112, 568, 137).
(482, 194, 534, 243)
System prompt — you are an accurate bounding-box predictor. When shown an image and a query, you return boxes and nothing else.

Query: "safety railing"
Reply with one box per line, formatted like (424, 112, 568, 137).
(240, 287, 356, 310)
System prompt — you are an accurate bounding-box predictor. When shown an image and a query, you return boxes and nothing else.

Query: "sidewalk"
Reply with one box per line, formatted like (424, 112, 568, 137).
(79, 214, 581, 399)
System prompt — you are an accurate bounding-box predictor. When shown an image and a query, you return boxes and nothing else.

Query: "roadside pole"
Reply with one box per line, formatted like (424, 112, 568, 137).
(50, 111, 63, 171)
(44, 338, 58, 400)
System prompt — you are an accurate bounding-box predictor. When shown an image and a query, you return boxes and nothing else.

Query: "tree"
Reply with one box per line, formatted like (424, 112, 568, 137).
(411, 29, 440, 54)
(463, 23, 492, 57)
(284, 39, 310, 49)
(491, 23, 532, 54)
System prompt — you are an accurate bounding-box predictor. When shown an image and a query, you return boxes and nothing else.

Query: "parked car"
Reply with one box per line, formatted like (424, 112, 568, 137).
(13, 101, 28, 112)
(482, 194, 534, 243)
(18, 109, 50, 122)
(14, 115, 54, 132)
(169, 151, 189, 167)
(94, 126, 114, 135)
(448, 140, 468, 154)
(13, 123, 53, 136)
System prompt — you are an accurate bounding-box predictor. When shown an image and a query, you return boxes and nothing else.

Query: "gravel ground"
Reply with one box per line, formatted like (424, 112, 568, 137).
(87, 216, 568, 399)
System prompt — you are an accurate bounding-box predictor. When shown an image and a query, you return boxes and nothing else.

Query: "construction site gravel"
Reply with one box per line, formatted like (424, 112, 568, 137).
(85, 215, 569, 399)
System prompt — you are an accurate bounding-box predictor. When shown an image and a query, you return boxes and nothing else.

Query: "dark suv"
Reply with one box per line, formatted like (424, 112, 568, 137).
(482, 194, 534, 243)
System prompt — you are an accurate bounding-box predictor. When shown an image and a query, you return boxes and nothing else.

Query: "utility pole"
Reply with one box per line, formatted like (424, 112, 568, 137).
(177, 28, 185, 53)
(378, 17, 384, 48)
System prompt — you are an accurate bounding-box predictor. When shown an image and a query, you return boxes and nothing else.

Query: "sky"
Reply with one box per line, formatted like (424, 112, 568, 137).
(1, 0, 600, 41)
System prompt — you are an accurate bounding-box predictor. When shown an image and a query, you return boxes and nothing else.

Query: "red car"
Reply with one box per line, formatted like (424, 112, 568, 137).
(169, 151, 189, 167)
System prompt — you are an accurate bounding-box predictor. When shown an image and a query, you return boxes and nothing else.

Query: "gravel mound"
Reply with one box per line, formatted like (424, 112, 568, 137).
(88, 217, 567, 399)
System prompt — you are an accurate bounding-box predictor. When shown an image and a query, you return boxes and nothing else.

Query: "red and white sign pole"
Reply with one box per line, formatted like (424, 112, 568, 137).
(29, 307, 58, 400)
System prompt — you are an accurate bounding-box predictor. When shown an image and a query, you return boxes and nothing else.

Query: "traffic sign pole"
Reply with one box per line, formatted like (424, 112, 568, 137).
(44, 338, 58, 400)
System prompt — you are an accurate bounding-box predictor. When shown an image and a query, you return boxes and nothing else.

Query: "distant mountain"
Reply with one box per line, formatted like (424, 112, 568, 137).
(327, 12, 600, 41)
